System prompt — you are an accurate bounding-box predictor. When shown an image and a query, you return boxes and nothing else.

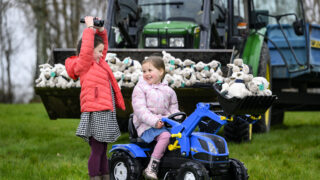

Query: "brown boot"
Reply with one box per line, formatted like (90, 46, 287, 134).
(101, 174, 110, 180)
(143, 157, 160, 180)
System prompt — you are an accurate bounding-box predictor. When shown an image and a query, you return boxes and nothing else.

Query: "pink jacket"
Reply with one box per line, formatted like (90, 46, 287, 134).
(65, 28, 125, 112)
(132, 77, 180, 137)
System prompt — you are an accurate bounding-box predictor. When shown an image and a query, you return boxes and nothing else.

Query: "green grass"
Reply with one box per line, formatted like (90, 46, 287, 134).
(0, 103, 320, 179)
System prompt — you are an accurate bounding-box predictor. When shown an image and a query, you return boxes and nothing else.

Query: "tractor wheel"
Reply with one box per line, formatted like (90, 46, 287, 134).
(110, 151, 142, 180)
(253, 42, 272, 133)
(224, 116, 251, 142)
(271, 107, 284, 126)
(176, 161, 210, 180)
(228, 158, 249, 180)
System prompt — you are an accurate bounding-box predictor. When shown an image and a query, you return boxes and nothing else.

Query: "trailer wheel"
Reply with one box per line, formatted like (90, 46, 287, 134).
(253, 42, 272, 133)
(176, 161, 209, 180)
(224, 116, 251, 142)
(229, 158, 249, 180)
(110, 151, 142, 180)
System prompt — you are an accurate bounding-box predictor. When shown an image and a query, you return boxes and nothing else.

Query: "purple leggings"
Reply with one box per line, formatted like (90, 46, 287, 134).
(88, 137, 109, 177)
(152, 131, 171, 160)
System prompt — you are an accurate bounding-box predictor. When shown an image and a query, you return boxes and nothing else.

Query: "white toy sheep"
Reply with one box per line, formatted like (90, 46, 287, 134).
(51, 64, 73, 89)
(35, 63, 53, 87)
(122, 72, 135, 88)
(227, 72, 252, 98)
(166, 58, 183, 75)
(113, 71, 124, 89)
(181, 67, 197, 86)
(162, 51, 176, 64)
(233, 58, 250, 74)
(247, 77, 272, 96)
(120, 57, 142, 73)
(106, 53, 122, 72)
(183, 59, 196, 69)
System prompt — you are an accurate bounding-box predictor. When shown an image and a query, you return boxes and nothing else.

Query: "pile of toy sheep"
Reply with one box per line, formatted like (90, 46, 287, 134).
(35, 63, 80, 89)
(107, 51, 224, 89)
(35, 50, 272, 98)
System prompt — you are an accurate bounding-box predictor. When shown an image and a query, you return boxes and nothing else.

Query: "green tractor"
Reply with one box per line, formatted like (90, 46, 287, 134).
(38, 0, 320, 141)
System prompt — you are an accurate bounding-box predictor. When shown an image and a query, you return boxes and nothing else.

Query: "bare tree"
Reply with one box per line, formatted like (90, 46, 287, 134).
(0, 0, 14, 103)
(1, 0, 108, 103)
(17, 0, 108, 77)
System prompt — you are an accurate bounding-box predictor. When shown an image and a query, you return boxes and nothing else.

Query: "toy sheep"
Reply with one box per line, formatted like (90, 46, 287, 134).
(122, 72, 135, 88)
(227, 72, 252, 98)
(247, 77, 272, 96)
(120, 57, 142, 73)
(162, 51, 176, 64)
(194, 61, 211, 83)
(52, 64, 73, 89)
(113, 71, 124, 89)
(183, 59, 196, 69)
(181, 67, 197, 86)
(234, 58, 250, 74)
(166, 58, 183, 75)
(35, 63, 53, 87)
(106, 53, 122, 72)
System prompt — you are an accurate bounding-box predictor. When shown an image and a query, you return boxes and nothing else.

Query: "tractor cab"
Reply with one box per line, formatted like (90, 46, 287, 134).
(107, 0, 230, 49)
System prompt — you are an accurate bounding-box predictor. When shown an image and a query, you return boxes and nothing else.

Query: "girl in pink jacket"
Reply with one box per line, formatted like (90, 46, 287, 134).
(132, 56, 180, 179)
(65, 16, 125, 180)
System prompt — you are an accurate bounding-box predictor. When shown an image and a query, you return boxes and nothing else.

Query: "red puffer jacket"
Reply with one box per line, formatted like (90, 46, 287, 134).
(65, 28, 125, 112)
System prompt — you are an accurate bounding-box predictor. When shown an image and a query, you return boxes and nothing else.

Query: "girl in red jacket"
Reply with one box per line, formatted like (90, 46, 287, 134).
(65, 16, 125, 180)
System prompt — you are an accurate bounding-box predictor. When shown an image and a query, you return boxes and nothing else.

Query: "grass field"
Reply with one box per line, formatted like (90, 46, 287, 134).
(0, 103, 320, 180)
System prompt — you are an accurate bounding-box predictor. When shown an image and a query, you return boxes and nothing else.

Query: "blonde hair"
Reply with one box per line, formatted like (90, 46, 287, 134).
(142, 56, 166, 80)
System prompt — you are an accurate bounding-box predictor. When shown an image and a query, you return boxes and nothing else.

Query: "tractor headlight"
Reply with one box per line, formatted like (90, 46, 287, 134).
(145, 37, 158, 47)
(208, 142, 217, 154)
(169, 37, 185, 47)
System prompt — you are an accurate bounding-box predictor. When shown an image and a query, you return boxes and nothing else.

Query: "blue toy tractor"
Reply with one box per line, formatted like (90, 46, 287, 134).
(109, 86, 276, 180)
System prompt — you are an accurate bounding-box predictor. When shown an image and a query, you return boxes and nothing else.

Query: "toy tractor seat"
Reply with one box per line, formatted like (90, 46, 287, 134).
(128, 114, 153, 147)
(213, 83, 277, 115)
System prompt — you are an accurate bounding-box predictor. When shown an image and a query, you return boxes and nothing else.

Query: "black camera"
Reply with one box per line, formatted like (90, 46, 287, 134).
(80, 17, 104, 27)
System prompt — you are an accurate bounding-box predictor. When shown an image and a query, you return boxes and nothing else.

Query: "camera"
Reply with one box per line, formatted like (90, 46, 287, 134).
(80, 17, 104, 27)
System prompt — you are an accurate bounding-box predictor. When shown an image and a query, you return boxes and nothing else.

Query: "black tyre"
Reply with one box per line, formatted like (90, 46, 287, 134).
(110, 151, 142, 180)
(253, 42, 272, 133)
(224, 116, 251, 142)
(271, 107, 284, 126)
(176, 161, 209, 180)
(228, 158, 249, 180)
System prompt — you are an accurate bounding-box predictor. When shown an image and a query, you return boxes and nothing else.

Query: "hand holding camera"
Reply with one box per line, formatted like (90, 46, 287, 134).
(80, 16, 104, 31)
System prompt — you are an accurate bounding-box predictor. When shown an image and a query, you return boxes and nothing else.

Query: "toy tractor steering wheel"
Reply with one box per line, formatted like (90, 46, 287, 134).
(168, 112, 187, 123)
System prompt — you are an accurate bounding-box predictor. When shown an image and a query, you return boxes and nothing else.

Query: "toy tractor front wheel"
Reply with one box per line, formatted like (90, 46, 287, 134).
(176, 161, 210, 180)
(110, 151, 142, 180)
(228, 158, 249, 180)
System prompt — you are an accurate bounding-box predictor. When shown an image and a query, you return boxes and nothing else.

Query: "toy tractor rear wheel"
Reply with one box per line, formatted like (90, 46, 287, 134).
(224, 116, 251, 142)
(253, 42, 272, 133)
(110, 151, 142, 180)
(176, 161, 210, 180)
(228, 158, 249, 180)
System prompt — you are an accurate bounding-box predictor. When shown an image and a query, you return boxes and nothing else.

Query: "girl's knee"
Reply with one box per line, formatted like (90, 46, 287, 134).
(160, 131, 171, 140)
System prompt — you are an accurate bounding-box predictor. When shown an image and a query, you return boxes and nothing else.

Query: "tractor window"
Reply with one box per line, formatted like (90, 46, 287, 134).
(252, 0, 303, 25)
(138, 0, 203, 24)
(232, 0, 246, 36)
(210, 0, 228, 48)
